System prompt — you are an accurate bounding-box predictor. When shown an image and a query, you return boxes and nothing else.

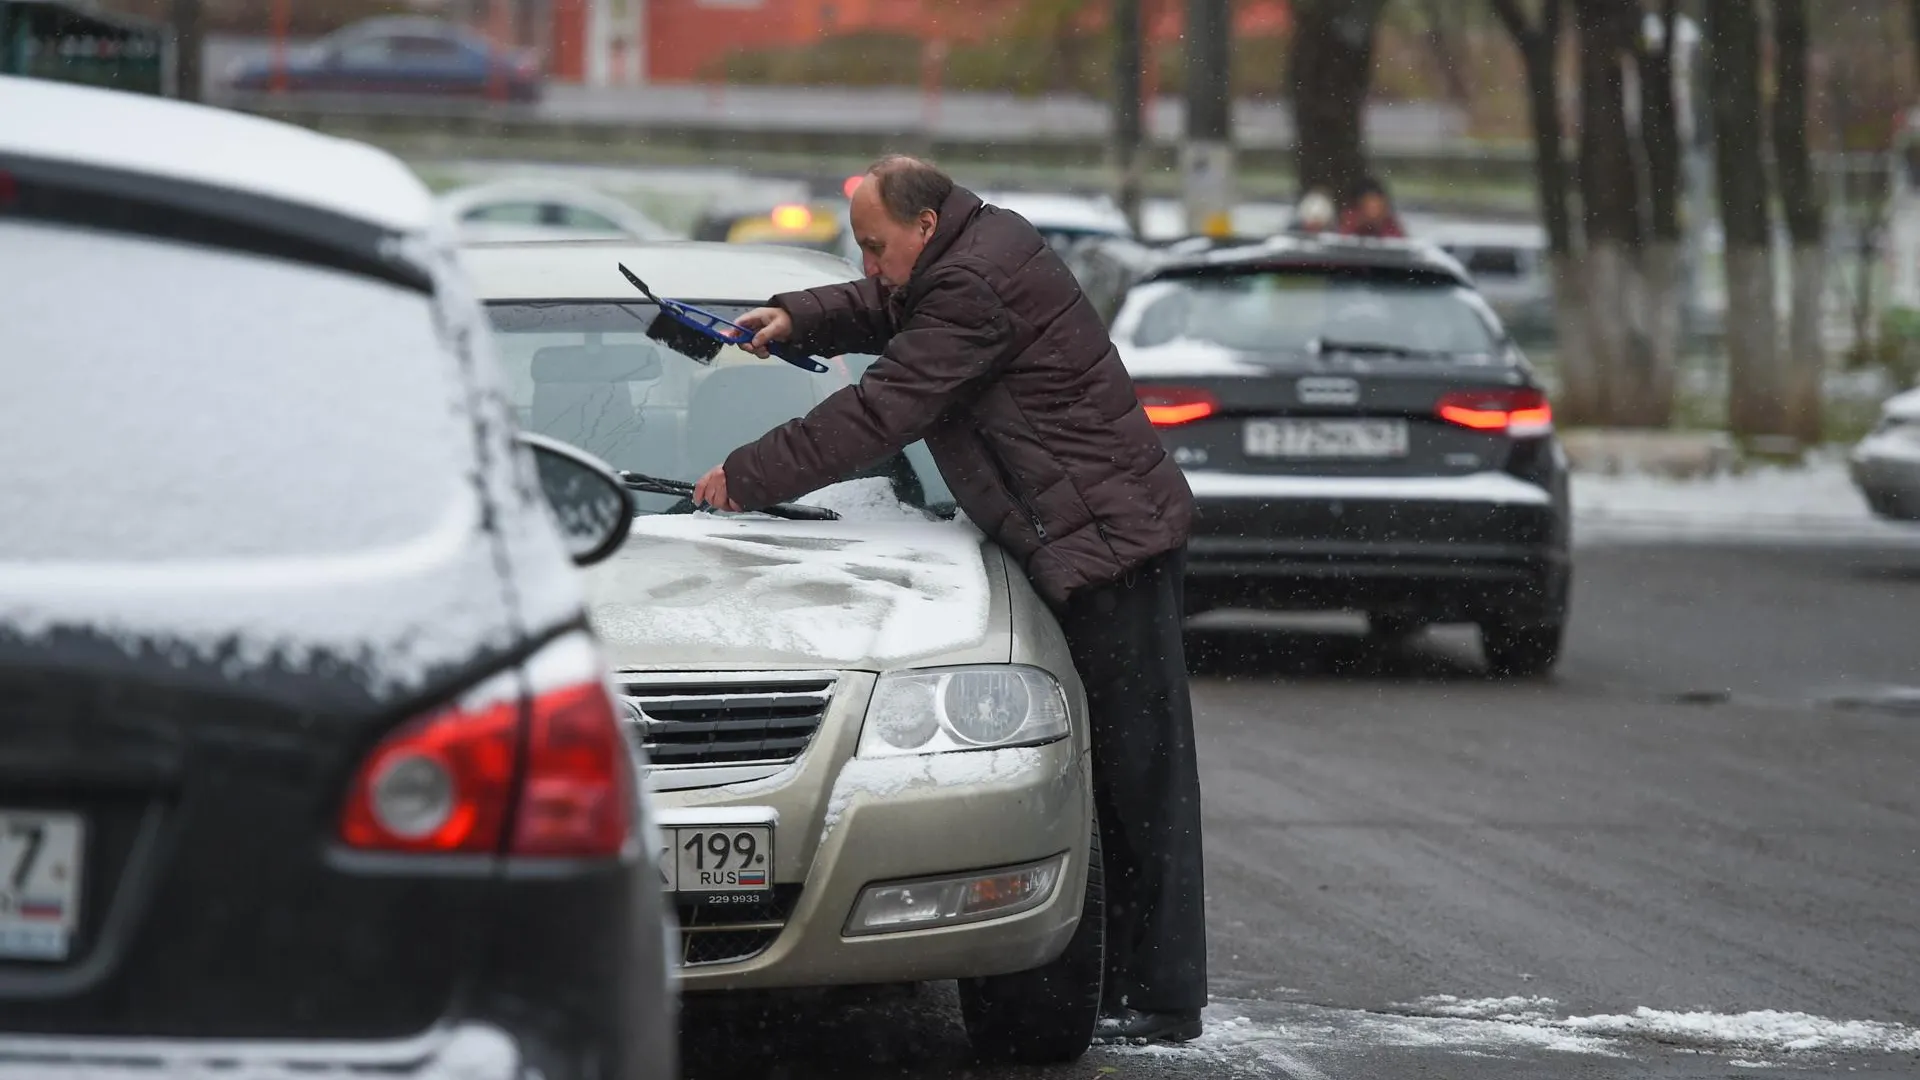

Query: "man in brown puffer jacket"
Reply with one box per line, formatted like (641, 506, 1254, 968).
(692, 155, 1206, 1044)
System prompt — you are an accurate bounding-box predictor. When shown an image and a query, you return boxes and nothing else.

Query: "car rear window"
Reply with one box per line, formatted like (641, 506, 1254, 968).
(1118, 269, 1503, 357)
(0, 222, 473, 562)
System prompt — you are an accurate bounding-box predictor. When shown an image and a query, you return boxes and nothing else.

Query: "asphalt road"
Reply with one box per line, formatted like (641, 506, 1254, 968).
(682, 538, 1920, 1079)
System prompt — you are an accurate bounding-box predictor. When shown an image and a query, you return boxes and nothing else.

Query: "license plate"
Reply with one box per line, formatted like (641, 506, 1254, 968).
(0, 810, 85, 961)
(657, 825, 773, 897)
(1244, 418, 1409, 459)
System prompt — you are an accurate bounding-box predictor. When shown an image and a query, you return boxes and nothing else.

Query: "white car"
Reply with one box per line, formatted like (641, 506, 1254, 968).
(1850, 386, 1920, 521)
(981, 190, 1135, 250)
(440, 180, 678, 244)
(458, 239, 1105, 1064)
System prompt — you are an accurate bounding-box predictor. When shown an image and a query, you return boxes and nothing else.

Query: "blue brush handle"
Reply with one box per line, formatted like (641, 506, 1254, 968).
(662, 301, 830, 374)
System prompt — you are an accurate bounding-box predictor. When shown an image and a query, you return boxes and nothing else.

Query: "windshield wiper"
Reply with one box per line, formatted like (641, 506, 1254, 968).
(618, 471, 840, 522)
(1309, 338, 1450, 359)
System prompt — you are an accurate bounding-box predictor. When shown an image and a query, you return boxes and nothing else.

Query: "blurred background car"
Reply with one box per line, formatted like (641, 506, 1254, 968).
(1424, 221, 1554, 342)
(1108, 234, 1572, 676)
(0, 76, 672, 1079)
(440, 179, 680, 243)
(691, 198, 861, 270)
(1850, 385, 1920, 520)
(460, 237, 1107, 1065)
(222, 16, 542, 103)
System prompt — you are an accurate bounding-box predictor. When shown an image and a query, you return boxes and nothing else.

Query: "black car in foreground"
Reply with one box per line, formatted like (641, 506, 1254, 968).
(0, 76, 671, 1077)
(1108, 235, 1572, 676)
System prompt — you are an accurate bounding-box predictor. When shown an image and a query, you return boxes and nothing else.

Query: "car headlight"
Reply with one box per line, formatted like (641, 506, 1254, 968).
(858, 665, 1069, 758)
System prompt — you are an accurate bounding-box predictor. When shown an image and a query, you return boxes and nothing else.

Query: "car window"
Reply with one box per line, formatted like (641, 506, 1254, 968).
(1115, 270, 1502, 356)
(391, 34, 463, 58)
(486, 302, 951, 513)
(465, 201, 544, 225)
(557, 206, 623, 232)
(335, 37, 392, 64)
(0, 222, 472, 561)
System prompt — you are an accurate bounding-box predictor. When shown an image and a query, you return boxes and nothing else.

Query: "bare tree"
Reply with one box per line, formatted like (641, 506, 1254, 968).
(1574, 0, 1645, 423)
(1490, 0, 1597, 421)
(1705, 0, 1783, 439)
(1773, 0, 1825, 446)
(1628, 0, 1683, 427)
(1291, 0, 1391, 204)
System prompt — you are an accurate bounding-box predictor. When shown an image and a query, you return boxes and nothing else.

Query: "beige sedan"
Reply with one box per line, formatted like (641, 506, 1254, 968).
(461, 238, 1104, 1065)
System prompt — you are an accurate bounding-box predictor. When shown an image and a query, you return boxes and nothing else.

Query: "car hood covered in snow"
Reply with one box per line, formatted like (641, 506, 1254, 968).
(585, 484, 1009, 671)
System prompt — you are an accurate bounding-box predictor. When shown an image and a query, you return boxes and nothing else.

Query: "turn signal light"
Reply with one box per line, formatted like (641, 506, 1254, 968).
(1138, 386, 1219, 426)
(1436, 387, 1553, 437)
(339, 635, 633, 858)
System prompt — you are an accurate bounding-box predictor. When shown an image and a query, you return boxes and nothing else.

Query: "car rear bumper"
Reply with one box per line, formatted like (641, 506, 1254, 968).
(1182, 469, 1570, 620)
(654, 681, 1092, 993)
(0, 1023, 527, 1079)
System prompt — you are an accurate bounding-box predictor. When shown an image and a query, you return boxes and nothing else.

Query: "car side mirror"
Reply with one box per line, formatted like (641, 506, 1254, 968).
(518, 432, 633, 567)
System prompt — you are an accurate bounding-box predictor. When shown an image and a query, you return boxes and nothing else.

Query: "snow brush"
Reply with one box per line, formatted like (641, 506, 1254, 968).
(618, 264, 830, 374)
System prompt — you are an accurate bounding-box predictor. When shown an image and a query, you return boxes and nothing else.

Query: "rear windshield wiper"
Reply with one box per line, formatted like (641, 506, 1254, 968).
(1310, 338, 1450, 359)
(619, 471, 840, 522)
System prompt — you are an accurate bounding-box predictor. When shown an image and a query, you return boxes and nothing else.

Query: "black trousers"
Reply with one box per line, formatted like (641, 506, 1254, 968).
(1053, 546, 1208, 1014)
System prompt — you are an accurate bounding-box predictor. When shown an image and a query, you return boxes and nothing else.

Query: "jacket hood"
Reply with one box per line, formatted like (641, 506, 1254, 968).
(585, 514, 1008, 671)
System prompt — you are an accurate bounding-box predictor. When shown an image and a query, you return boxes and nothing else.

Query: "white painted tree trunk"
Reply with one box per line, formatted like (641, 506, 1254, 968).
(1783, 244, 1827, 445)
(1582, 240, 1639, 424)
(1549, 253, 1600, 423)
(1630, 241, 1682, 428)
(1722, 244, 1784, 438)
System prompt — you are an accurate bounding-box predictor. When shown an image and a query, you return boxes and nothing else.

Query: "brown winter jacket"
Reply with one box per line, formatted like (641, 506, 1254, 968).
(722, 186, 1193, 607)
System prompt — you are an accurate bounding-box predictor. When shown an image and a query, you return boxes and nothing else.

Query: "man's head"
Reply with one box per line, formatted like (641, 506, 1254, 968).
(850, 155, 953, 286)
(1350, 176, 1392, 223)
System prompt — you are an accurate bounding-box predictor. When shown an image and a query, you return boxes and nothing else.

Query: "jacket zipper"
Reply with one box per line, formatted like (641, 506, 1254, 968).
(983, 442, 1048, 541)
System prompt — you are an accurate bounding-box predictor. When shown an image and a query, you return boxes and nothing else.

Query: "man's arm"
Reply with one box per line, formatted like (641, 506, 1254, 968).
(724, 265, 1011, 510)
(773, 276, 895, 357)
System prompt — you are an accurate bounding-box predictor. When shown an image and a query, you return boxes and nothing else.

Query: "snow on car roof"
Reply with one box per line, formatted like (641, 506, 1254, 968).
(461, 240, 861, 302)
(982, 191, 1134, 236)
(0, 75, 435, 233)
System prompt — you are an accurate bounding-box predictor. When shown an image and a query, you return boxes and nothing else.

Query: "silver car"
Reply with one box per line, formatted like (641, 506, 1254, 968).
(1851, 386, 1920, 521)
(459, 239, 1105, 1065)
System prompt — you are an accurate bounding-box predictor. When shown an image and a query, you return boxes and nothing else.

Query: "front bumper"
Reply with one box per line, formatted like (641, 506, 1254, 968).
(651, 672, 1092, 992)
(1850, 440, 1920, 522)
(1181, 469, 1571, 621)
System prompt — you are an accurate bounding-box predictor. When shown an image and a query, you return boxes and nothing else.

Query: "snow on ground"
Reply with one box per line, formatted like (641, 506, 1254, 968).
(1104, 998, 1920, 1074)
(1572, 451, 1917, 546)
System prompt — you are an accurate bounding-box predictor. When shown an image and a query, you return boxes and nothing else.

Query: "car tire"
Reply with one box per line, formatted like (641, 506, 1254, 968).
(1480, 618, 1565, 678)
(958, 818, 1105, 1065)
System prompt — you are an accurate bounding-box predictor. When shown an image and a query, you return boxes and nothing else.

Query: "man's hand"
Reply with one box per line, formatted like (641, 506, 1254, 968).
(733, 306, 794, 359)
(692, 465, 740, 512)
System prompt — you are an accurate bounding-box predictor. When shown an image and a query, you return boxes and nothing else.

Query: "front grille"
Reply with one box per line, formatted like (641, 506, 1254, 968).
(677, 885, 802, 968)
(620, 672, 836, 768)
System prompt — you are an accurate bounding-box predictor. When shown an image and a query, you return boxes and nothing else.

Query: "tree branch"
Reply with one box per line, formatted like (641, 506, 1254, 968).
(1489, 0, 1533, 45)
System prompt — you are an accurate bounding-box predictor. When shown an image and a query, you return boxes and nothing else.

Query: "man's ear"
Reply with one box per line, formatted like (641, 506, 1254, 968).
(919, 209, 939, 236)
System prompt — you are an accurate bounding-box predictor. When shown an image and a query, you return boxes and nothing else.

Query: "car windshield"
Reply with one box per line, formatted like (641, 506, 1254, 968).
(1118, 270, 1502, 356)
(486, 301, 951, 515)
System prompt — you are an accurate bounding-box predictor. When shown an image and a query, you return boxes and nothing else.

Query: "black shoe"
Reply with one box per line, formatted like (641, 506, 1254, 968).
(1092, 1007, 1204, 1045)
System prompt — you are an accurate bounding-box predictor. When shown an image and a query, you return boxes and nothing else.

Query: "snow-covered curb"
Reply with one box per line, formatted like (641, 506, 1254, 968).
(1571, 452, 1918, 546)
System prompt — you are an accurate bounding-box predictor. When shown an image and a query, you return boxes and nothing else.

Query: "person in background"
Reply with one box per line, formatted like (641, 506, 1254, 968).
(1338, 176, 1407, 239)
(1288, 188, 1337, 236)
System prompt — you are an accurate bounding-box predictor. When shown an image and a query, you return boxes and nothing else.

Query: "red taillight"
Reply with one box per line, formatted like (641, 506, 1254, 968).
(1139, 387, 1219, 426)
(339, 637, 632, 858)
(1436, 387, 1553, 437)
(511, 682, 632, 856)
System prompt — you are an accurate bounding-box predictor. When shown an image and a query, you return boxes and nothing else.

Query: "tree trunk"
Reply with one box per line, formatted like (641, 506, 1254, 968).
(1290, 0, 1390, 203)
(1574, 0, 1643, 424)
(1773, 0, 1824, 446)
(1491, 0, 1599, 421)
(1705, 0, 1781, 439)
(1627, 0, 1683, 428)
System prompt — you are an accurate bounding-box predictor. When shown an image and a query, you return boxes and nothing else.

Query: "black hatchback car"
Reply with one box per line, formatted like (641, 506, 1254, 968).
(1108, 235, 1572, 676)
(0, 76, 672, 1077)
